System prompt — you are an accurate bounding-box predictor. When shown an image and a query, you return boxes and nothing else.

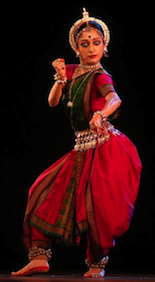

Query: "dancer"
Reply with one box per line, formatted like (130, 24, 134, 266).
(11, 8, 142, 278)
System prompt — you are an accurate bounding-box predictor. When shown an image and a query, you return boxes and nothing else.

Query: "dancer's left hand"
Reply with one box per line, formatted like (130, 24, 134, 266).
(89, 114, 103, 134)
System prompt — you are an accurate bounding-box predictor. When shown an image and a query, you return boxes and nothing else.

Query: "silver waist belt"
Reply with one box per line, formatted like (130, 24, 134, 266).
(74, 122, 120, 152)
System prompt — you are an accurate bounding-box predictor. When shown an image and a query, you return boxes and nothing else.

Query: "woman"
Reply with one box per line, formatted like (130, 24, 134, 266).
(11, 8, 142, 278)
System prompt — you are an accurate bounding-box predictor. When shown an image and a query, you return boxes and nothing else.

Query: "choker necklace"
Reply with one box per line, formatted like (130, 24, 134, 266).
(79, 63, 100, 70)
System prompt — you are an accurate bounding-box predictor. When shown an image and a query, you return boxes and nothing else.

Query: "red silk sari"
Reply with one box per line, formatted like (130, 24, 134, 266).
(23, 65, 142, 256)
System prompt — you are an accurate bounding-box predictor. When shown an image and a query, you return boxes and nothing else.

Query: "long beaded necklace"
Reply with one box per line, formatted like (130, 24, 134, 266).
(67, 63, 100, 108)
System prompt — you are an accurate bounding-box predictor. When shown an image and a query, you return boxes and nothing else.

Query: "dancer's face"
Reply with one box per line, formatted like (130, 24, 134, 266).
(76, 28, 105, 65)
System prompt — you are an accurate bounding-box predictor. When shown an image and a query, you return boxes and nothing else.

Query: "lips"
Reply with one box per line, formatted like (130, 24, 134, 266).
(89, 55, 97, 59)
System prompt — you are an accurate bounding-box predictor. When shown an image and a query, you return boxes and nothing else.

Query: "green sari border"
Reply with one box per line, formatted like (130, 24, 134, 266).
(29, 214, 89, 245)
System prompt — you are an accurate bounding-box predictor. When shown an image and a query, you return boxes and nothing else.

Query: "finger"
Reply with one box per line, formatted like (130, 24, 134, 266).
(96, 127, 104, 135)
(89, 121, 94, 130)
(61, 64, 66, 70)
(53, 64, 66, 76)
(52, 62, 62, 69)
(94, 120, 103, 129)
(96, 124, 104, 130)
(55, 65, 64, 72)
(56, 61, 65, 68)
(52, 58, 65, 67)
(59, 58, 65, 63)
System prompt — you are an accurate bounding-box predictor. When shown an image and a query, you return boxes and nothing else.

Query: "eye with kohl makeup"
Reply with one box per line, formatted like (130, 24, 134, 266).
(80, 39, 102, 48)
(80, 41, 89, 47)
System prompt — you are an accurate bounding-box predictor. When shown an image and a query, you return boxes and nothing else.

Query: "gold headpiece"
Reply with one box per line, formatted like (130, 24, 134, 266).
(69, 8, 110, 52)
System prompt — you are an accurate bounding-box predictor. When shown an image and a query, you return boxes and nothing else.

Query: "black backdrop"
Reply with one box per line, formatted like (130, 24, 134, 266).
(1, 3, 154, 274)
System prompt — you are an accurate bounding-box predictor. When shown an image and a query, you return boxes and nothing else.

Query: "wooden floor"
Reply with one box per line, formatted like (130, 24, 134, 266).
(0, 274, 155, 282)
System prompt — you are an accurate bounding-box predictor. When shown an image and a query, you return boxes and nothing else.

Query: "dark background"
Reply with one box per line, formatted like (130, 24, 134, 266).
(1, 3, 154, 275)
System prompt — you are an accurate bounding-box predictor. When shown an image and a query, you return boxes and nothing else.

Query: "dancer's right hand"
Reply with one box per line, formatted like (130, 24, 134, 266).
(52, 58, 66, 80)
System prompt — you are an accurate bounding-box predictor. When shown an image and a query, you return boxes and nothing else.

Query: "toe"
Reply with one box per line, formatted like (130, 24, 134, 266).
(83, 270, 91, 278)
(11, 272, 16, 276)
(11, 271, 21, 276)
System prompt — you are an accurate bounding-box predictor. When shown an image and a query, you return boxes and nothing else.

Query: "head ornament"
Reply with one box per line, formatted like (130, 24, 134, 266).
(69, 8, 110, 52)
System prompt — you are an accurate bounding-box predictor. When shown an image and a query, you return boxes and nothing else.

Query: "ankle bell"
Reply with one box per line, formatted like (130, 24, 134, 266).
(85, 256, 109, 269)
(28, 246, 52, 261)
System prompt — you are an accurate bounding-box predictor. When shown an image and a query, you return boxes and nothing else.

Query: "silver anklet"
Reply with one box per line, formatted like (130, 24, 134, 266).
(85, 256, 109, 269)
(28, 246, 52, 261)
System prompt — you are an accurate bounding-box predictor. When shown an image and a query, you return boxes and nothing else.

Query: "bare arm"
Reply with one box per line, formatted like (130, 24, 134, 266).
(89, 91, 122, 130)
(101, 91, 122, 118)
(48, 82, 65, 108)
(48, 58, 67, 108)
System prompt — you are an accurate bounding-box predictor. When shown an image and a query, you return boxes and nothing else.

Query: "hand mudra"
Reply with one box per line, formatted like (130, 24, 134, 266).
(52, 58, 66, 79)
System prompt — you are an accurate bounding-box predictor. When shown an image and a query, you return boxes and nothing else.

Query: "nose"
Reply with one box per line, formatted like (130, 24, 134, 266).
(89, 42, 95, 53)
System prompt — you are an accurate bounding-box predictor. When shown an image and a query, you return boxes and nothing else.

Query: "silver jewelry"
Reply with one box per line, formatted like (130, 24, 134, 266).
(28, 246, 52, 261)
(67, 101, 73, 107)
(75, 28, 86, 41)
(85, 256, 109, 269)
(79, 63, 100, 70)
(57, 77, 68, 84)
(74, 122, 120, 152)
(54, 73, 67, 84)
(74, 127, 110, 151)
(93, 110, 106, 122)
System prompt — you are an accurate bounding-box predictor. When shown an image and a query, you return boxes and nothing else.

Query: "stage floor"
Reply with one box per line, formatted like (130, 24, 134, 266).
(0, 274, 155, 282)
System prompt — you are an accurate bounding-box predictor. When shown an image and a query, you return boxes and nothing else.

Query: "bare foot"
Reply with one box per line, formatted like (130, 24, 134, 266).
(84, 268, 105, 278)
(11, 259, 50, 276)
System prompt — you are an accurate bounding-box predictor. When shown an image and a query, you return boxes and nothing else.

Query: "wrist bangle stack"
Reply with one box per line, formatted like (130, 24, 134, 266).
(93, 110, 106, 122)
(54, 73, 68, 84)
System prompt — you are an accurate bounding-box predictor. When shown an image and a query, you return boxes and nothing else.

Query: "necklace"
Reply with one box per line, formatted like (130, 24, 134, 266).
(67, 63, 100, 108)
(80, 62, 100, 70)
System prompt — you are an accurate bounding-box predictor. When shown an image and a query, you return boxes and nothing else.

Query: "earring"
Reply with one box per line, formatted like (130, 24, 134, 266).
(76, 52, 80, 57)
(104, 47, 108, 57)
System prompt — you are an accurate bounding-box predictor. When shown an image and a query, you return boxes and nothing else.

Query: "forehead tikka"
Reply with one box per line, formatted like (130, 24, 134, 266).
(76, 28, 104, 42)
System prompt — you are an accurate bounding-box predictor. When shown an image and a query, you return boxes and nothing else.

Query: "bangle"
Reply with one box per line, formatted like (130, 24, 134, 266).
(54, 73, 67, 84)
(93, 111, 106, 122)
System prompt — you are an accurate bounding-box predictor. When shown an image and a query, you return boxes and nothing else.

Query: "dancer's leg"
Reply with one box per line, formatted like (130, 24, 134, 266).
(83, 232, 109, 278)
(11, 227, 52, 276)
